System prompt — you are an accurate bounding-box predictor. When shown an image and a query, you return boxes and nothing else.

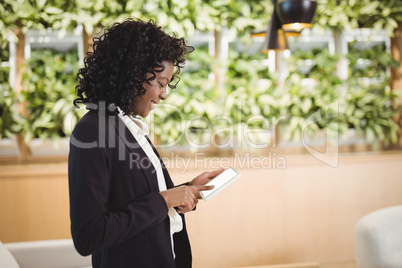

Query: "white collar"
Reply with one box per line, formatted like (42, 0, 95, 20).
(117, 107, 149, 136)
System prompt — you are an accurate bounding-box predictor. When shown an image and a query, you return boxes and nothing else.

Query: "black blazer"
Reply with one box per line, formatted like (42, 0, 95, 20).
(68, 109, 192, 268)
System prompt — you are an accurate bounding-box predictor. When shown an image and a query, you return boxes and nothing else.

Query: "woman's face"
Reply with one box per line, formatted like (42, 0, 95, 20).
(132, 61, 174, 118)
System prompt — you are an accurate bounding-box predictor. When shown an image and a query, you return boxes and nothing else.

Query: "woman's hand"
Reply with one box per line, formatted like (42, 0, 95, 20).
(188, 168, 224, 198)
(160, 184, 213, 213)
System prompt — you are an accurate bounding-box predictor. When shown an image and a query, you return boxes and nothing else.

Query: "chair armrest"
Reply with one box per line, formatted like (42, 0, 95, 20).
(4, 239, 91, 268)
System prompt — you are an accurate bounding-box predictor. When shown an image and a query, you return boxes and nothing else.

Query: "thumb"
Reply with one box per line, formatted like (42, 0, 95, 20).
(208, 168, 225, 178)
(196, 185, 215, 192)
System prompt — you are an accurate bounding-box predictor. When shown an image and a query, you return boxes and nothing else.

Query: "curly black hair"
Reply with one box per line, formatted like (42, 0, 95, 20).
(74, 18, 194, 114)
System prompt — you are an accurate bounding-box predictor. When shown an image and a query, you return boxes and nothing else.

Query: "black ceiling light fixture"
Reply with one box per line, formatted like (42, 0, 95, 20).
(262, 0, 289, 53)
(276, 0, 317, 31)
(252, 27, 302, 39)
(283, 30, 302, 38)
(258, 0, 317, 53)
(250, 31, 266, 38)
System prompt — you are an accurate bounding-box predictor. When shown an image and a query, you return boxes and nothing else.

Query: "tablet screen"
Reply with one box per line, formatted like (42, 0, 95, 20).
(200, 167, 241, 201)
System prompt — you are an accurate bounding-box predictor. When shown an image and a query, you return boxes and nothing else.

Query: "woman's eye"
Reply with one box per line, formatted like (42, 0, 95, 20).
(158, 82, 165, 88)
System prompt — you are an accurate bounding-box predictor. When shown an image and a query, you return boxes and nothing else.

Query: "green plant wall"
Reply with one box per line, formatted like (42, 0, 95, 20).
(0, 0, 401, 151)
(344, 42, 400, 147)
(0, 48, 25, 139)
(20, 49, 84, 142)
(0, 0, 271, 45)
(314, 0, 402, 36)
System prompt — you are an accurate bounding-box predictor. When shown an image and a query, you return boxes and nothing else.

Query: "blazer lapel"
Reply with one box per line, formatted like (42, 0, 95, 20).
(146, 136, 175, 189)
(110, 114, 160, 192)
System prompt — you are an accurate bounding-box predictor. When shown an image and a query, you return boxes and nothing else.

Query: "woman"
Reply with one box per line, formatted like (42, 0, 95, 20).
(68, 18, 222, 268)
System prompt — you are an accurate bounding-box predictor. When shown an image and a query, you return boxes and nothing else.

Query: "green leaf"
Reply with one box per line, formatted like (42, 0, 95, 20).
(359, 2, 379, 14)
(45, 7, 63, 15)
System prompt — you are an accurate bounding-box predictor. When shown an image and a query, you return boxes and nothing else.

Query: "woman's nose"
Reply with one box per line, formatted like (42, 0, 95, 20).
(160, 90, 167, 100)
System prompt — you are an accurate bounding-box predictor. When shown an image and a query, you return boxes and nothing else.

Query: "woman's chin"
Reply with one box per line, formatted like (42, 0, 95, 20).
(140, 110, 151, 118)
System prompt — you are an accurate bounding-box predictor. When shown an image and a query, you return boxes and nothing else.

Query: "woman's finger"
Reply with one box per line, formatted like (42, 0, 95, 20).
(207, 168, 225, 179)
(195, 185, 214, 192)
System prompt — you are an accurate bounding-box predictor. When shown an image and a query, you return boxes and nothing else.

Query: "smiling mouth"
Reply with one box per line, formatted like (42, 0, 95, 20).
(151, 101, 156, 110)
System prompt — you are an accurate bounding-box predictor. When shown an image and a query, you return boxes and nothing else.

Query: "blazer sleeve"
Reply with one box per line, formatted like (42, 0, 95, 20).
(68, 115, 169, 256)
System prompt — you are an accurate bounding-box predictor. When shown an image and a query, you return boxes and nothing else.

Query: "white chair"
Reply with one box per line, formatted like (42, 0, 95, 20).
(355, 205, 402, 268)
(0, 239, 91, 268)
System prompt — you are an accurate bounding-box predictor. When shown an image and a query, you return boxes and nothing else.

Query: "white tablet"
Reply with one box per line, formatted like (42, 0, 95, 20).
(200, 167, 241, 201)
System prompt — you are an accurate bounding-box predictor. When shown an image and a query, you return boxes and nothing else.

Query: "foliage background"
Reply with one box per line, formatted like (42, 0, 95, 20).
(0, 0, 401, 150)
